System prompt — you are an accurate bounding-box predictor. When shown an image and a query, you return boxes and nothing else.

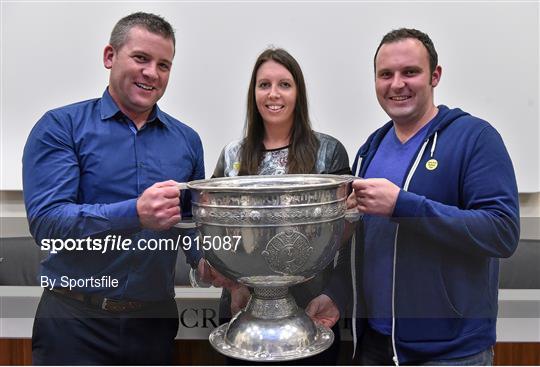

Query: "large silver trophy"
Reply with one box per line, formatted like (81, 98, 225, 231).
(186, 174, 352, 361)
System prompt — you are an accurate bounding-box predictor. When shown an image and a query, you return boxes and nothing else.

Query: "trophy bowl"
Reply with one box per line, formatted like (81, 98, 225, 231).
(187, 174, 352, 361)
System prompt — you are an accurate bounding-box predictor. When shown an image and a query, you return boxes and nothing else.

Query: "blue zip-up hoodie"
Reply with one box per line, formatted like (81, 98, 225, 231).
(326, 105, 520, 364)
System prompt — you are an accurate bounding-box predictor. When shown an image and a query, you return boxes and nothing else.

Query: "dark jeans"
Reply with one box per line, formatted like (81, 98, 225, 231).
(359, 325, 494, 366)
(32, 289, 179, 365)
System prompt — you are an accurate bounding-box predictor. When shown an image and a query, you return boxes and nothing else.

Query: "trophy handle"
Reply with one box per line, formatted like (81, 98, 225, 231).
(340, 175, 363, 223)
(177, 182, 188, 190)
(345, 208, 363, 223)
(174, 182, 198, 229)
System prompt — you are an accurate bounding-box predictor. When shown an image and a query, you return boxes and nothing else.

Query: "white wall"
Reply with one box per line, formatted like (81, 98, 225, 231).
(1, 1, 539, 192)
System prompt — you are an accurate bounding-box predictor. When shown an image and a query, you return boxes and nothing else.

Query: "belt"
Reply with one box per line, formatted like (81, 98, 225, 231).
(50, 288, 147, 313)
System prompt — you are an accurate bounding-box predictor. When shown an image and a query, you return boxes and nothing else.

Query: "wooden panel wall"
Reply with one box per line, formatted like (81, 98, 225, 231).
(494, 343, 540, 366)
(0, 339, 32, 365)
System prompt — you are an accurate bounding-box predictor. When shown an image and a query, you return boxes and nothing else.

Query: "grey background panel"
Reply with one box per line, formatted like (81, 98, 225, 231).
(499, 239, 540, 289)
(1, 237, 538, 289)
(0, 237, 191, 286)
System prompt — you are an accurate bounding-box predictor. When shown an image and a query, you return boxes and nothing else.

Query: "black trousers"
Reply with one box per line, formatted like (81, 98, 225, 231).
(32, 289, 179, 365)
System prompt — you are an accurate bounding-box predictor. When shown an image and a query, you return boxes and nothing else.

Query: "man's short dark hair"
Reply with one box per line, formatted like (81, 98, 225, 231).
(109, 12, 175, 51)
(374, 28, 438, 74)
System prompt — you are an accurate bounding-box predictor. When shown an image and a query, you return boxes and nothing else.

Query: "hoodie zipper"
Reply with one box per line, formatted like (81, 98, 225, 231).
(350, 156, 363, 359)
(390, 134, 434, 366)
(350, 130, 439, 363)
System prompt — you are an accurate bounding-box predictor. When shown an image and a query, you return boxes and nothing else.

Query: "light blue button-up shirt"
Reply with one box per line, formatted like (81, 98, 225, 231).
(23, 89, 204, 301)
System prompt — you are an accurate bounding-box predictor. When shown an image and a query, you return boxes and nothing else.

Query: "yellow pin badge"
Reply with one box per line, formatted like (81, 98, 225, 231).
(426, 159, 438, 171)
(233, 162, 241, 171)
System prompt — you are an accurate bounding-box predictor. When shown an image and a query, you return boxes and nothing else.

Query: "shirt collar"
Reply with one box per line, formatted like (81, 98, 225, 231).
(100, 88, 169, 128)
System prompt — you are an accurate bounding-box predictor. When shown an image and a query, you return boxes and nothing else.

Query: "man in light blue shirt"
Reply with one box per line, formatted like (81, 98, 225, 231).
(23, 12, 204, 365)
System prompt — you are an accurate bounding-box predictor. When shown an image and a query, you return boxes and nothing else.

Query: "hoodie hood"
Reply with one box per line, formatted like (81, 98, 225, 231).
(426, 105, 470, 137)
(353, 105, 470, 177)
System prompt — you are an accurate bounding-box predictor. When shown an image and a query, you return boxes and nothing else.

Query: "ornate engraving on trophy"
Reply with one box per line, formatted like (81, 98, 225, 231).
(195, 202, 344, 226)
(261, 229, 313, 274)
(187, 174, 352, 361)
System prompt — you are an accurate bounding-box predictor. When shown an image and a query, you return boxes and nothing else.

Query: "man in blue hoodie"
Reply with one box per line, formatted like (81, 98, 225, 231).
(306, 28, 520, 365)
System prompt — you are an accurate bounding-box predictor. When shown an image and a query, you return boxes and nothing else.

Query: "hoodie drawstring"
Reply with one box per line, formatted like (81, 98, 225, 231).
(350, 157, 363, 359)
(430, 131, 438, 158)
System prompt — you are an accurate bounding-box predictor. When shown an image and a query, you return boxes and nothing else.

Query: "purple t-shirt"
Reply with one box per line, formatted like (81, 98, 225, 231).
(363, 119, 434, 335)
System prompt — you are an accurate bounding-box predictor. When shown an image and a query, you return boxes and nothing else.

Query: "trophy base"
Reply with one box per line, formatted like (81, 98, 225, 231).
(208, 288, 334, 361)
(209, 322, 333, 361)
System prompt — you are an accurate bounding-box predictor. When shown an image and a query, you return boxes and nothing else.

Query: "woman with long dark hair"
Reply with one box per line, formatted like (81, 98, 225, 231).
(212, 47, 350, 364)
